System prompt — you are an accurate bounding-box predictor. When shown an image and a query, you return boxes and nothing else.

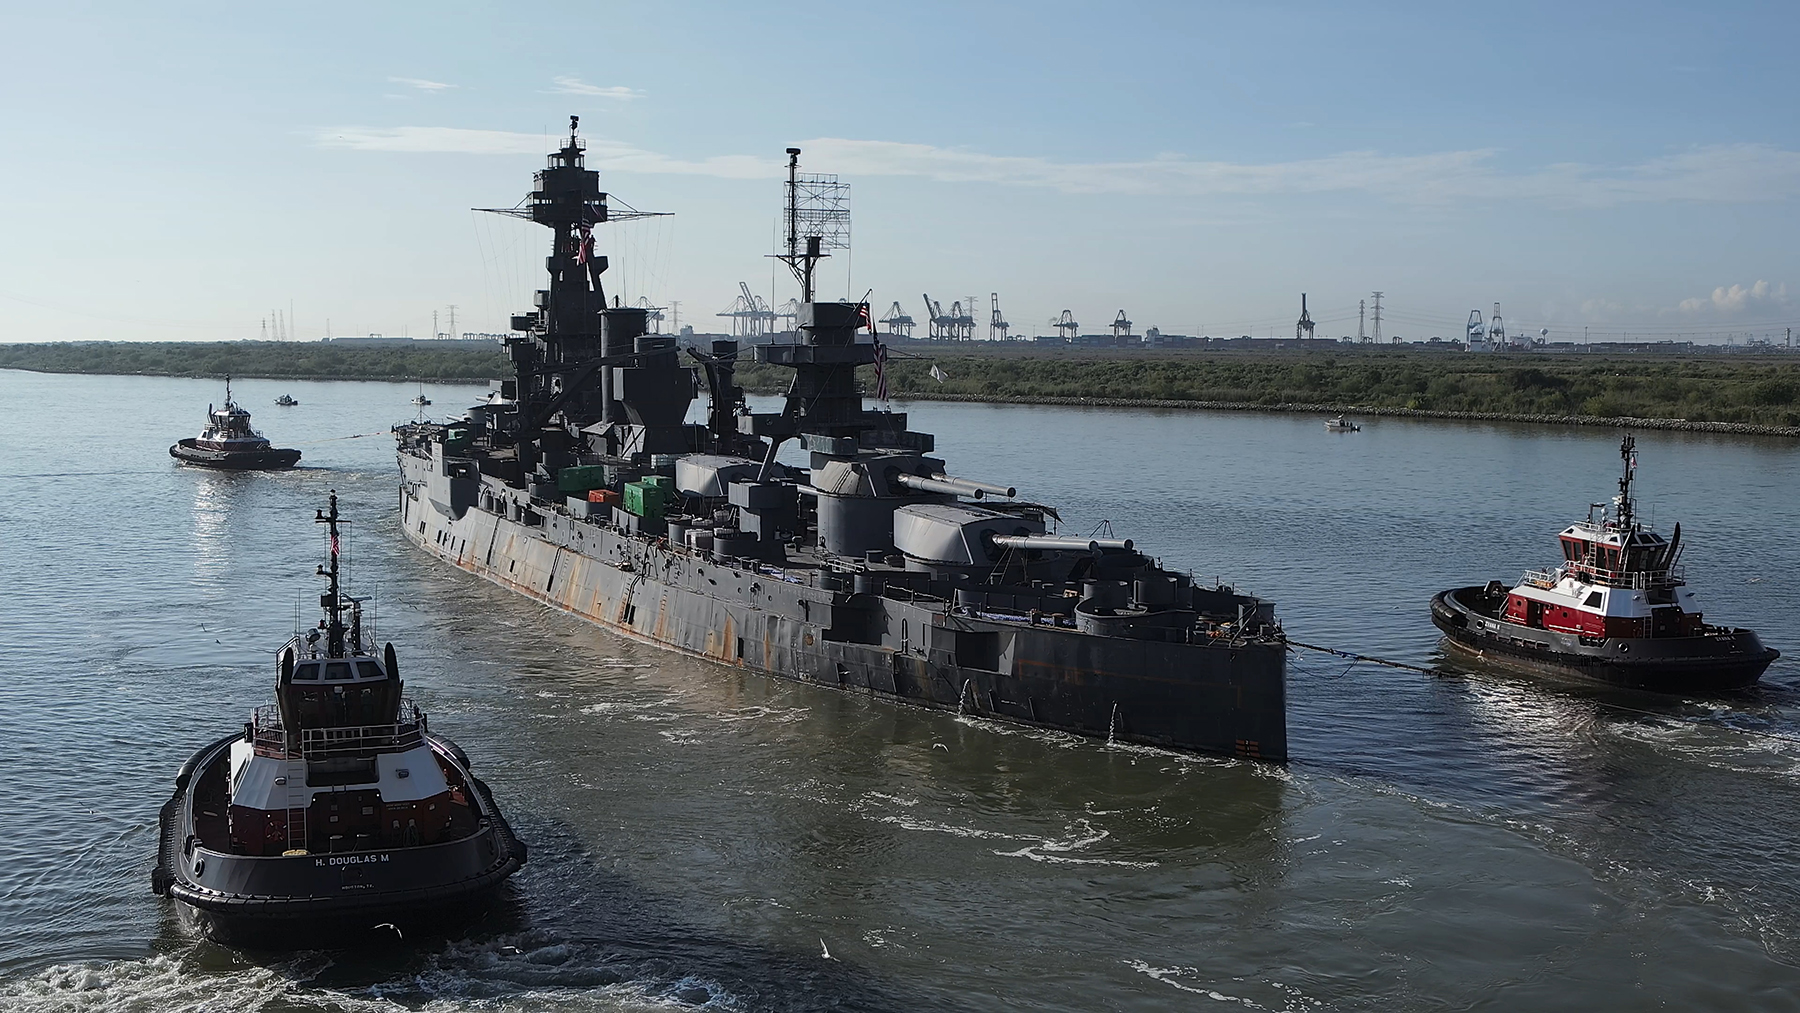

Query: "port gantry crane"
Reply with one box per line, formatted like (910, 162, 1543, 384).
(922, 293, 950, 341)
(879, 301, 915, 339)
(1296, 293, 1315, 340)
(635, 296, 666, 333)
(717, 281, 778, 338)
(989, 293, 1010, 341)
(1111, 310, 1133, 343)
(1051, 310, 1078, 342)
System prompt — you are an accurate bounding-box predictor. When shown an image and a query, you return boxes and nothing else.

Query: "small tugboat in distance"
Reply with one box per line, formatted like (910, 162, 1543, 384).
(411, 382, 431, 407)
(274, 394, 299, 406)
(1324, 415, 1360, 432)
(153, 492, 526, 942)
(170, 377, 302, 470)
(1431, 434, 1779, 692)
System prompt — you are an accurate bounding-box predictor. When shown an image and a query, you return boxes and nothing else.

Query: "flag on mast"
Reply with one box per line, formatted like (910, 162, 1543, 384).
(859, 303, 889, 404)
(929, 364, 948, 383)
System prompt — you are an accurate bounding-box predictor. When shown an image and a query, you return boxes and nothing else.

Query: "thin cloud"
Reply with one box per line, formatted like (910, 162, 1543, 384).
(388, 76, 455, 92)
(546, 77, 644, 100)
(314, 127, 1800, 207)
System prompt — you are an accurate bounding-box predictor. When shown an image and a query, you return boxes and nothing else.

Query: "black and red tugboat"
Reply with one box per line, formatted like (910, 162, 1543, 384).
(1431, 434, 1779, 692)
(153, 493, 526, 942)
(170, 376, 302, 470)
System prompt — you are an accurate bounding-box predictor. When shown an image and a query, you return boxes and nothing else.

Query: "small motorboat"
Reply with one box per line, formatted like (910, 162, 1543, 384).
(411, 382, 432, 407)
(170, 377, 301, 469)
(1430, 433, 1778, 692)
(153, 493, 527, 942)
(1324, 415, 1360, 432)
(274, 394, 299, 406)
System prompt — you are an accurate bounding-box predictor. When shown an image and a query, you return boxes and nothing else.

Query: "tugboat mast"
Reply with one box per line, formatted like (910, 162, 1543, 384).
(315, 491, 349, 658)
(1616, 433, 1637, 531)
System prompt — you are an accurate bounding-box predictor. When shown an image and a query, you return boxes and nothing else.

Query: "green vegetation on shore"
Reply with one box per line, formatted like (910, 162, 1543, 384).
(5, 340, 1798, 429)
(0, 340, 509, 382)
(738, 349, 1800, 427)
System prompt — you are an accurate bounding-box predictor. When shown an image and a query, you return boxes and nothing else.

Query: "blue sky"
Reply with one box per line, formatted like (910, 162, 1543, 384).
(2, 0, 1796, 344)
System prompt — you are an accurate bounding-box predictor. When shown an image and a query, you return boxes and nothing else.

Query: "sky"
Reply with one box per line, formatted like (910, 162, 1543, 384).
(2, 0, 1797, 345)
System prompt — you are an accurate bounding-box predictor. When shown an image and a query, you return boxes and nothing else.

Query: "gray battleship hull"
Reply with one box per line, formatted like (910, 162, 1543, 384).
(399, 456, 1288, 760)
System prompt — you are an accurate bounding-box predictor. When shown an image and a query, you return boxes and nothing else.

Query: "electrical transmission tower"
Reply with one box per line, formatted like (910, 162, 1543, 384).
(1370, 291, 1383, 344)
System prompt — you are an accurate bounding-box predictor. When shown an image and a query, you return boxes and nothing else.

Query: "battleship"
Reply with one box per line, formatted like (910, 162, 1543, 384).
(395, 119, 1288, 760)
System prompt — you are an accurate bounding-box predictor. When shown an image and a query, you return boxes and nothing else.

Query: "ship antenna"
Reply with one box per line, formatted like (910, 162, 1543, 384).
(776, 147, 823, 302)
(1616, 432, 1636, 531)
(315, 490, 346, 657)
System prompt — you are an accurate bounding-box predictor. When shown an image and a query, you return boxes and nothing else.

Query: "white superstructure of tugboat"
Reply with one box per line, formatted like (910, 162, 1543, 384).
(170, 376, 302, 469)
(1431, 434, 1778, 691)
(153, 493, 525, 941)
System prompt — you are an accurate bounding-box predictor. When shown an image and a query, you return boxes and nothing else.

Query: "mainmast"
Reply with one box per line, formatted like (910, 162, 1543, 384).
(315, 491, 348, 657)
(776, 147, 826, 302)
(1616, 433, 1637, 531)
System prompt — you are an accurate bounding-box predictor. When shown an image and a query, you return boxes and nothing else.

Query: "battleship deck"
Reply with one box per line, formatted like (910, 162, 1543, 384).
(399, 456, 1288, 760)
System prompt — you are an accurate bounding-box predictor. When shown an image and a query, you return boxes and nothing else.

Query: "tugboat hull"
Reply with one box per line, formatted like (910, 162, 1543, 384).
(170, 439, 301, 470)
(153, 733, 526, 943)
(1431, 586, 1778, 693)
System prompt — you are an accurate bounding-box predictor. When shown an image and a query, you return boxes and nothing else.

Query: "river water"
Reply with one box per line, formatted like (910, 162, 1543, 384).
(1, 368, 1797, 1011)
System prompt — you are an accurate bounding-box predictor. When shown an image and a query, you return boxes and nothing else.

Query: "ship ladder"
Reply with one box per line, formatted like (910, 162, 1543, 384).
(285, 784, 309, 854)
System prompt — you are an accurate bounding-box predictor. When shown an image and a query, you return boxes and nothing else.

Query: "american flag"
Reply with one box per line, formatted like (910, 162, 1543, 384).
(859, 303, 889, 403)
(575, 224, 594, 265)
(330, 533, 340, 557)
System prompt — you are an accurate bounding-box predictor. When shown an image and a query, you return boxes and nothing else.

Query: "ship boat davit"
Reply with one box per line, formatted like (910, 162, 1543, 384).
(153, 493, 526, 942)
(1431, 434, 1778, 692)
(394, 119, 1288, 761)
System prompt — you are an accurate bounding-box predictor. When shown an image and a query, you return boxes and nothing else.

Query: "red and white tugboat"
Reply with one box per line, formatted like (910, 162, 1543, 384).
(170, 376, 302, 470)
(1431, 434, 1779, 692)
(153, 493, 526, 942)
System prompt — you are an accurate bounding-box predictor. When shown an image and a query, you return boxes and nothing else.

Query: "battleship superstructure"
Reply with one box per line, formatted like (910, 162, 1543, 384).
(395, 119, 1288, 760)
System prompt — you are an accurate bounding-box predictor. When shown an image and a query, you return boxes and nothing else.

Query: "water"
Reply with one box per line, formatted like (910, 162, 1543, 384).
(2, 368, 1797, 1011)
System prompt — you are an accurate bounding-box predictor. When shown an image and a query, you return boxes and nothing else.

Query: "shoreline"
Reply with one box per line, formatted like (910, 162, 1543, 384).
(7, 365, 1798, 438)
(876, 392, 1800, 438)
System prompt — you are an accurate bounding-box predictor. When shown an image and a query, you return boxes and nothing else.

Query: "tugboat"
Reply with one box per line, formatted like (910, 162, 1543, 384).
(153, 493, 527, 941)
(1431, 434, 1779, 692)
(274, 394, 299, 407)
(170, 377, 302, 470)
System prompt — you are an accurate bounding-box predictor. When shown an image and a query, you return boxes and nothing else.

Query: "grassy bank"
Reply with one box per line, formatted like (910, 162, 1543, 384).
(6, 340, 1798, 430)
(738, 348, 1800, 428)
(0, 341, 509, 382)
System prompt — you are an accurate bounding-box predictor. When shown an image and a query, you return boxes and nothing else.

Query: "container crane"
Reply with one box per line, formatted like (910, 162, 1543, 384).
(1051, 310, 1078, 342)
(989, 293, 1010, 341)
(879, 301, 915, 338)
(1111, 310, 1133, 342)
(1296, 293, 1314, 340)
(922, 293, 953, 340)
(717, 281, 777, 338)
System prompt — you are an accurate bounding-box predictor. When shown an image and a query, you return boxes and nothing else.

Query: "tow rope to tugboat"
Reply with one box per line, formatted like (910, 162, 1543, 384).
(1285, 638, 1800, 747)
(293, 431, 389, 445)
(1284, 639, 1437, 675)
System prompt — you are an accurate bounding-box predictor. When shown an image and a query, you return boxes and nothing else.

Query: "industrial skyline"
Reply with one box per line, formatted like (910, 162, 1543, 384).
(2, 1, 1796, 345)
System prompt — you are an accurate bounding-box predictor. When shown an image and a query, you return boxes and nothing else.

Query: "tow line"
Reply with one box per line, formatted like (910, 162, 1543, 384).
(1284, 638, 1437, 675)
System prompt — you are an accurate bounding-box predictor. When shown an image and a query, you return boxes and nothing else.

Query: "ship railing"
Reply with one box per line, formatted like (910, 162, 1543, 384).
(1519, 569, 1559, 589)
(250, 700, 425, 759)
(1566, 563, 1685, 589)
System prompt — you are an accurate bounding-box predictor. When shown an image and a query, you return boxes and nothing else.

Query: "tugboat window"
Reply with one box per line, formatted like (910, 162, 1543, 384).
(325, 662, 354, 681)
(294, 663, 321, 680)
(1584, 592, 1603, 608)
(356, 660, 383, 680)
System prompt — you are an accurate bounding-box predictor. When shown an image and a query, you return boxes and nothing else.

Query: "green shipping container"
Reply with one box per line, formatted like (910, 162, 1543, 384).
(623, 481, 667, 519)
(558, 465, 609, 494)
(644, 475, 675, 492)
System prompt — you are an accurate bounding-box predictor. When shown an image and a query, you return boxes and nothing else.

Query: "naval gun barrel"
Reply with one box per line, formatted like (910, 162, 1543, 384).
(991, 534, 1134, 554)
(893, 472, 1017, 499)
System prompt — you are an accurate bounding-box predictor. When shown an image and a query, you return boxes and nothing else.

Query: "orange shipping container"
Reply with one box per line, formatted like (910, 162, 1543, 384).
(589, 488, 620, 504)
